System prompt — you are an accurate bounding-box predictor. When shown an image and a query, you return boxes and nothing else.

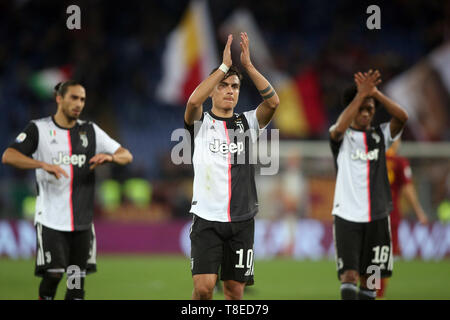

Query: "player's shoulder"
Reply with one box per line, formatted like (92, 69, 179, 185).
(239, 109, 260, 125)
(76, 119, 96, 129)
(240, 109, 255, 117)
(77, 118, 93, 125)
(26, 116, 52, 132)
(31, 116, 52, 125)
(374, 122, 391, 134)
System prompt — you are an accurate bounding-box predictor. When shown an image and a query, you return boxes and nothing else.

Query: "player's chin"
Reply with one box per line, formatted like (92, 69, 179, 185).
(358, 118, 370, 127)
(222, 101, 236, 109)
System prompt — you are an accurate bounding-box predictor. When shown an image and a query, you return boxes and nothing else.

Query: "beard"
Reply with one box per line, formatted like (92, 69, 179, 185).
(63, 111, 78, 122)
(62, 106, 80, 121)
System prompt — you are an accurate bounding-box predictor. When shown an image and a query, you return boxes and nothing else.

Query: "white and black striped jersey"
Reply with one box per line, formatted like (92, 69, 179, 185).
(329, 122, 401, 223)
(185, 109, 266, 222)
(9, 116, 121, 232)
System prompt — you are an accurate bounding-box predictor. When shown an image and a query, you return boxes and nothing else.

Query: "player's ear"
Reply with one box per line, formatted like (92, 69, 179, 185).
(56, 94, 62, 104)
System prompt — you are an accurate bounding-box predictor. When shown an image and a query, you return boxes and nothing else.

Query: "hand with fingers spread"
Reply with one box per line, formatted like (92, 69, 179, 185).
(223, 34, 233, 68)
(89, 153, 113, 170)
(240, 32, 253, 69)
(354, 69, 382, 98)
(41, 162, 69, 180)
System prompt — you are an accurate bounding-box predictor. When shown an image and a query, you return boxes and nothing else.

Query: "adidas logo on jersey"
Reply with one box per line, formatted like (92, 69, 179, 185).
(209, 139, 244, 155)
(53, 152, 86, 168)
(351, 148, 379, 161)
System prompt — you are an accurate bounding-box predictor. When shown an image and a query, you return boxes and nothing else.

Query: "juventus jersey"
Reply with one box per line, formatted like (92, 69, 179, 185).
(185, 109, 265, 222)
(9, 116, 121, 232)
(329, 122, 401, 222)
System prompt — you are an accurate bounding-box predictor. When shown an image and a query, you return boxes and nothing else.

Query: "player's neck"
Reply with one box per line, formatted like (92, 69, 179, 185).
(211, 106, 234, 119)
(351, 121, 370, 131)
(54, 110, 76, 129)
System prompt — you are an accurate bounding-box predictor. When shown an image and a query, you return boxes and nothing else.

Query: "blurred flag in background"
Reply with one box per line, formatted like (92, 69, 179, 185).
(156, 0, 218, 106)
(28, 65, 72, 99)
(385, 42, 450, 141)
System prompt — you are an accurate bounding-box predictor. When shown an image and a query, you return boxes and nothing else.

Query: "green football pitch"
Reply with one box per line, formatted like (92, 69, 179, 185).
(1, 255, 449, 300)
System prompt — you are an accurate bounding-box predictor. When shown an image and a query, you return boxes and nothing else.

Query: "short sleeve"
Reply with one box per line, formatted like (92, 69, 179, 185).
(184, 112, 204, 138)
(380, 122, 402, 149)
(93, 123, 121, 155)
(329, 125, 343, 156)
(9, 122, 39, 156)
(243, 109, 267, 143)
(244, 109, 269, 131)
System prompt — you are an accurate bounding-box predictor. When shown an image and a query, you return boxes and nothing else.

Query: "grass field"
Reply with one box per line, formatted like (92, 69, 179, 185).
(0, 255, 449, 300)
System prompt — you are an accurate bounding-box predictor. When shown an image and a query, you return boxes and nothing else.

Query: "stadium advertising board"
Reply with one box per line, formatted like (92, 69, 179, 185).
(1, 219, 449, 260)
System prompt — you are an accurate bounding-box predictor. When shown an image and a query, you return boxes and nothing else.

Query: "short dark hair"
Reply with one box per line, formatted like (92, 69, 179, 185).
(54, 80, 82, 97)
(210, 65, 243, 82)
(341, 84, 378, 109)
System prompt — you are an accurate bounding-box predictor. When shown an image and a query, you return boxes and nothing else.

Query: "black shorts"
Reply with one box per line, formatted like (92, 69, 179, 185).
(35, 223, 97, 277)
(333, 215, 393, 280)
(190, 215, 255, 286)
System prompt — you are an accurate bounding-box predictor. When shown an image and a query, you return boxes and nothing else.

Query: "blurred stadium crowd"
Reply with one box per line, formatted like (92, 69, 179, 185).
(0, 0, 449, 222)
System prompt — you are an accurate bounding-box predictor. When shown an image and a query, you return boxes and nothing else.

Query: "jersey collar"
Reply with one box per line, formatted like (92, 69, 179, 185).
(52, 116, 78, 130)
(208, 110, 236, 121)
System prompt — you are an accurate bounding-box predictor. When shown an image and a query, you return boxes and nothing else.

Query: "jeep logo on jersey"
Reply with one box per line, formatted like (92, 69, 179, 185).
(351, 148, 379, 161)
(209, 139, 244, 155)
(53, 152, 86, 167)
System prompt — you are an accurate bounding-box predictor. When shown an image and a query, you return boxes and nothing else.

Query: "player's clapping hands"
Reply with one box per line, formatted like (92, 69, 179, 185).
(223, 34, 233, 68)
(240, 32, 253, 69)
(354, 69, 382, 97)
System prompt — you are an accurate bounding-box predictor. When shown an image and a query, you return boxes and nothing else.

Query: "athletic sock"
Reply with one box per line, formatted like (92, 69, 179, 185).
(359, 287, 377, 300)
(65, 276, 85, 300)
(39, 272, 63, 300)
(340, 282, 358, 300)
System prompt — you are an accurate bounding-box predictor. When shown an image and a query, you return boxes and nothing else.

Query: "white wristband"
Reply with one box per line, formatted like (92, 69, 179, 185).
(219, 63, 229, 74)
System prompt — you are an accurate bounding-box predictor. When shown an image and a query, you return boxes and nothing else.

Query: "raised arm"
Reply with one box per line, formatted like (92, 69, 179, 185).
(330, 70, 381, 141)
(371, 89, 408, 138)
(184, 35, 233, 125)
(240, 32, 279, 128)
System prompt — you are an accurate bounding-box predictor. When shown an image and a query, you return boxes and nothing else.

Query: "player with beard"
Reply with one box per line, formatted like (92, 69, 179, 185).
(2, 80, 133, 299)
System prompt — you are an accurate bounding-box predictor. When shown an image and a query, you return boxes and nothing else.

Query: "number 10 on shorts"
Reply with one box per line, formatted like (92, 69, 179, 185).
(235, 249, 254, 276)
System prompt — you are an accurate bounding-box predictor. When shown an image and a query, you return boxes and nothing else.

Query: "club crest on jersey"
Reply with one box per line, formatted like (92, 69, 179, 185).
(79, 131, 88, 148)
(351, 148, 379, 161)
(209, 139, 244, 155)
(53, 152, 86, 168)
(235, 119, 244, 133)
(371, 132, 380, 144)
